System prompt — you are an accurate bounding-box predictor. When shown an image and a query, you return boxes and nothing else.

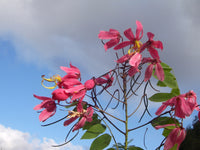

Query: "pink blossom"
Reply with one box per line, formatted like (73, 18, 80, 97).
(33, 94, 56, 122)
(141, 32, 163, 59)
(142, 57, 164, 81)
(64, 102, 94, 131)
(65, 79, 95, 102)
(155, 124, 186, 150)
(95, 72, 114, 88)
(98, 29, 121, 51)
(156, 91, 199, 118)
(114, 21, 143, 50)
(60, 63, 81, 79)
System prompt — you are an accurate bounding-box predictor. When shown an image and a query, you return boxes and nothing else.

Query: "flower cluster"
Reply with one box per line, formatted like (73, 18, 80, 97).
(99, 20, 164, 81)
(34, 63, 113, 131)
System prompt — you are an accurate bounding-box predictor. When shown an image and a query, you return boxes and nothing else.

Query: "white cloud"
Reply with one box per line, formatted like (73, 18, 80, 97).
(0, 124, 84, 150)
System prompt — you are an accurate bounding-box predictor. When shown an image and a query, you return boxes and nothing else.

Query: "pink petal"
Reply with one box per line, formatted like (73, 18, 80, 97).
(33, 94, 52, 101)
(153, 40, 163, 50)
(141, 57, 152, 64)
(39, 109, 55, 122)
(124, 28, 134, 41)
(52, 88, 69, 101)
(64, 117, 78, 126)
(86, 107, 94, 119)
(77, 102, 83, 112)
(116, 54, 132, 63)
(98, 29, 119, 39)
(129, 52, 142, 67)
(144, 64, 154, 81)
(148, 47, 160, 59)
(135, 20, 143, 40)
(147, 32, 154, 41)
(73, 117, 87, 131)
(71, 90, 86, 101)
(176, 128, 186, 149)
(60, 64, 80, 78)
(65, 84, 85, 94)
(155, 104, 167, 116)
(95, 78, 107, 85)
(104, 38, 120, 51)
(62, 78, 81, 87)
(155, 63, 164, 81)
(175, 97, 192, 118)
(164, 128, 179, 150)
(128, 66, 139, 77)
(114, 41, 132, 50)
(84, 79, 95, 90)
(33, 103, 43, 110)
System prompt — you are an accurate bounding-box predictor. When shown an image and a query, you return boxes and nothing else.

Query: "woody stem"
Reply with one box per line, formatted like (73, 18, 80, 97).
(123, 66, 128, 150)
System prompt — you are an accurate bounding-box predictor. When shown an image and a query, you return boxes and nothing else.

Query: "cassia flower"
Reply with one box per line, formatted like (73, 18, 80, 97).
(142, 57, 164, 81)
(141, 32, 163, 59)
(155, 124, 186, 150)
(65, 79, 95, 102)
(64, 102, 94, 131)
(156, 91, 199, 118)
(95, 72, 114, 89)
(114, 20, 143, 50)
(33, 94, 56, 122)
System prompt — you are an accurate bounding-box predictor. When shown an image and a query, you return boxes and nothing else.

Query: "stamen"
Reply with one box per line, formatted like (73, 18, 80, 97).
(41, 75, 62, 89)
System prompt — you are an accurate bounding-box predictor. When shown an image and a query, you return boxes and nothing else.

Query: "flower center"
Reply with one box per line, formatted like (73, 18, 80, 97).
(67, 109, 87, 118)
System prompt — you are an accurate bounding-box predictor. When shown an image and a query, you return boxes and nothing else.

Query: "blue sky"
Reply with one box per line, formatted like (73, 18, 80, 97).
(0, 0, 200, 150)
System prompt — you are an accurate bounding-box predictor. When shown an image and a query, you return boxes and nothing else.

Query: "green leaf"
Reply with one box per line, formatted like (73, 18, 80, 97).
(107, 148, 115, 150)
(81, 124, 106, 139)
(162, 71, 178, 89)
(82, 114, 101, 130)
(90, 134, 111, 150)
(171, 88, 180, 96)
(151, 117, 179, 128)
(160, 62, 172, 72)
(157, 80, 167, 87)
(162, 128, 172, 137)
(149, 93, 174, 102)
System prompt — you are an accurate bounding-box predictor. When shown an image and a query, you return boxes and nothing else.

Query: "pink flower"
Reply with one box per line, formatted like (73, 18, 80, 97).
(114, 21, 143, 50)
(155, 124, 186, 150)
(95, 72, 114, 88)
(98, 29, 121, 51)
(64, 102, 94, 131)
(41, 63, 81, 89)
(33, 94, 56, 122)
(142, 57, 164, 81)
(141, 32, 163, 59)
(156, 91, 199, 118)
(60, 63, 80, 79)
(65, 79, 95, 102)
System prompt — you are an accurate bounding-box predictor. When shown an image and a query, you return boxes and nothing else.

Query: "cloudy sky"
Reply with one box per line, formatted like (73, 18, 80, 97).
(0, 0, 200, 149)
